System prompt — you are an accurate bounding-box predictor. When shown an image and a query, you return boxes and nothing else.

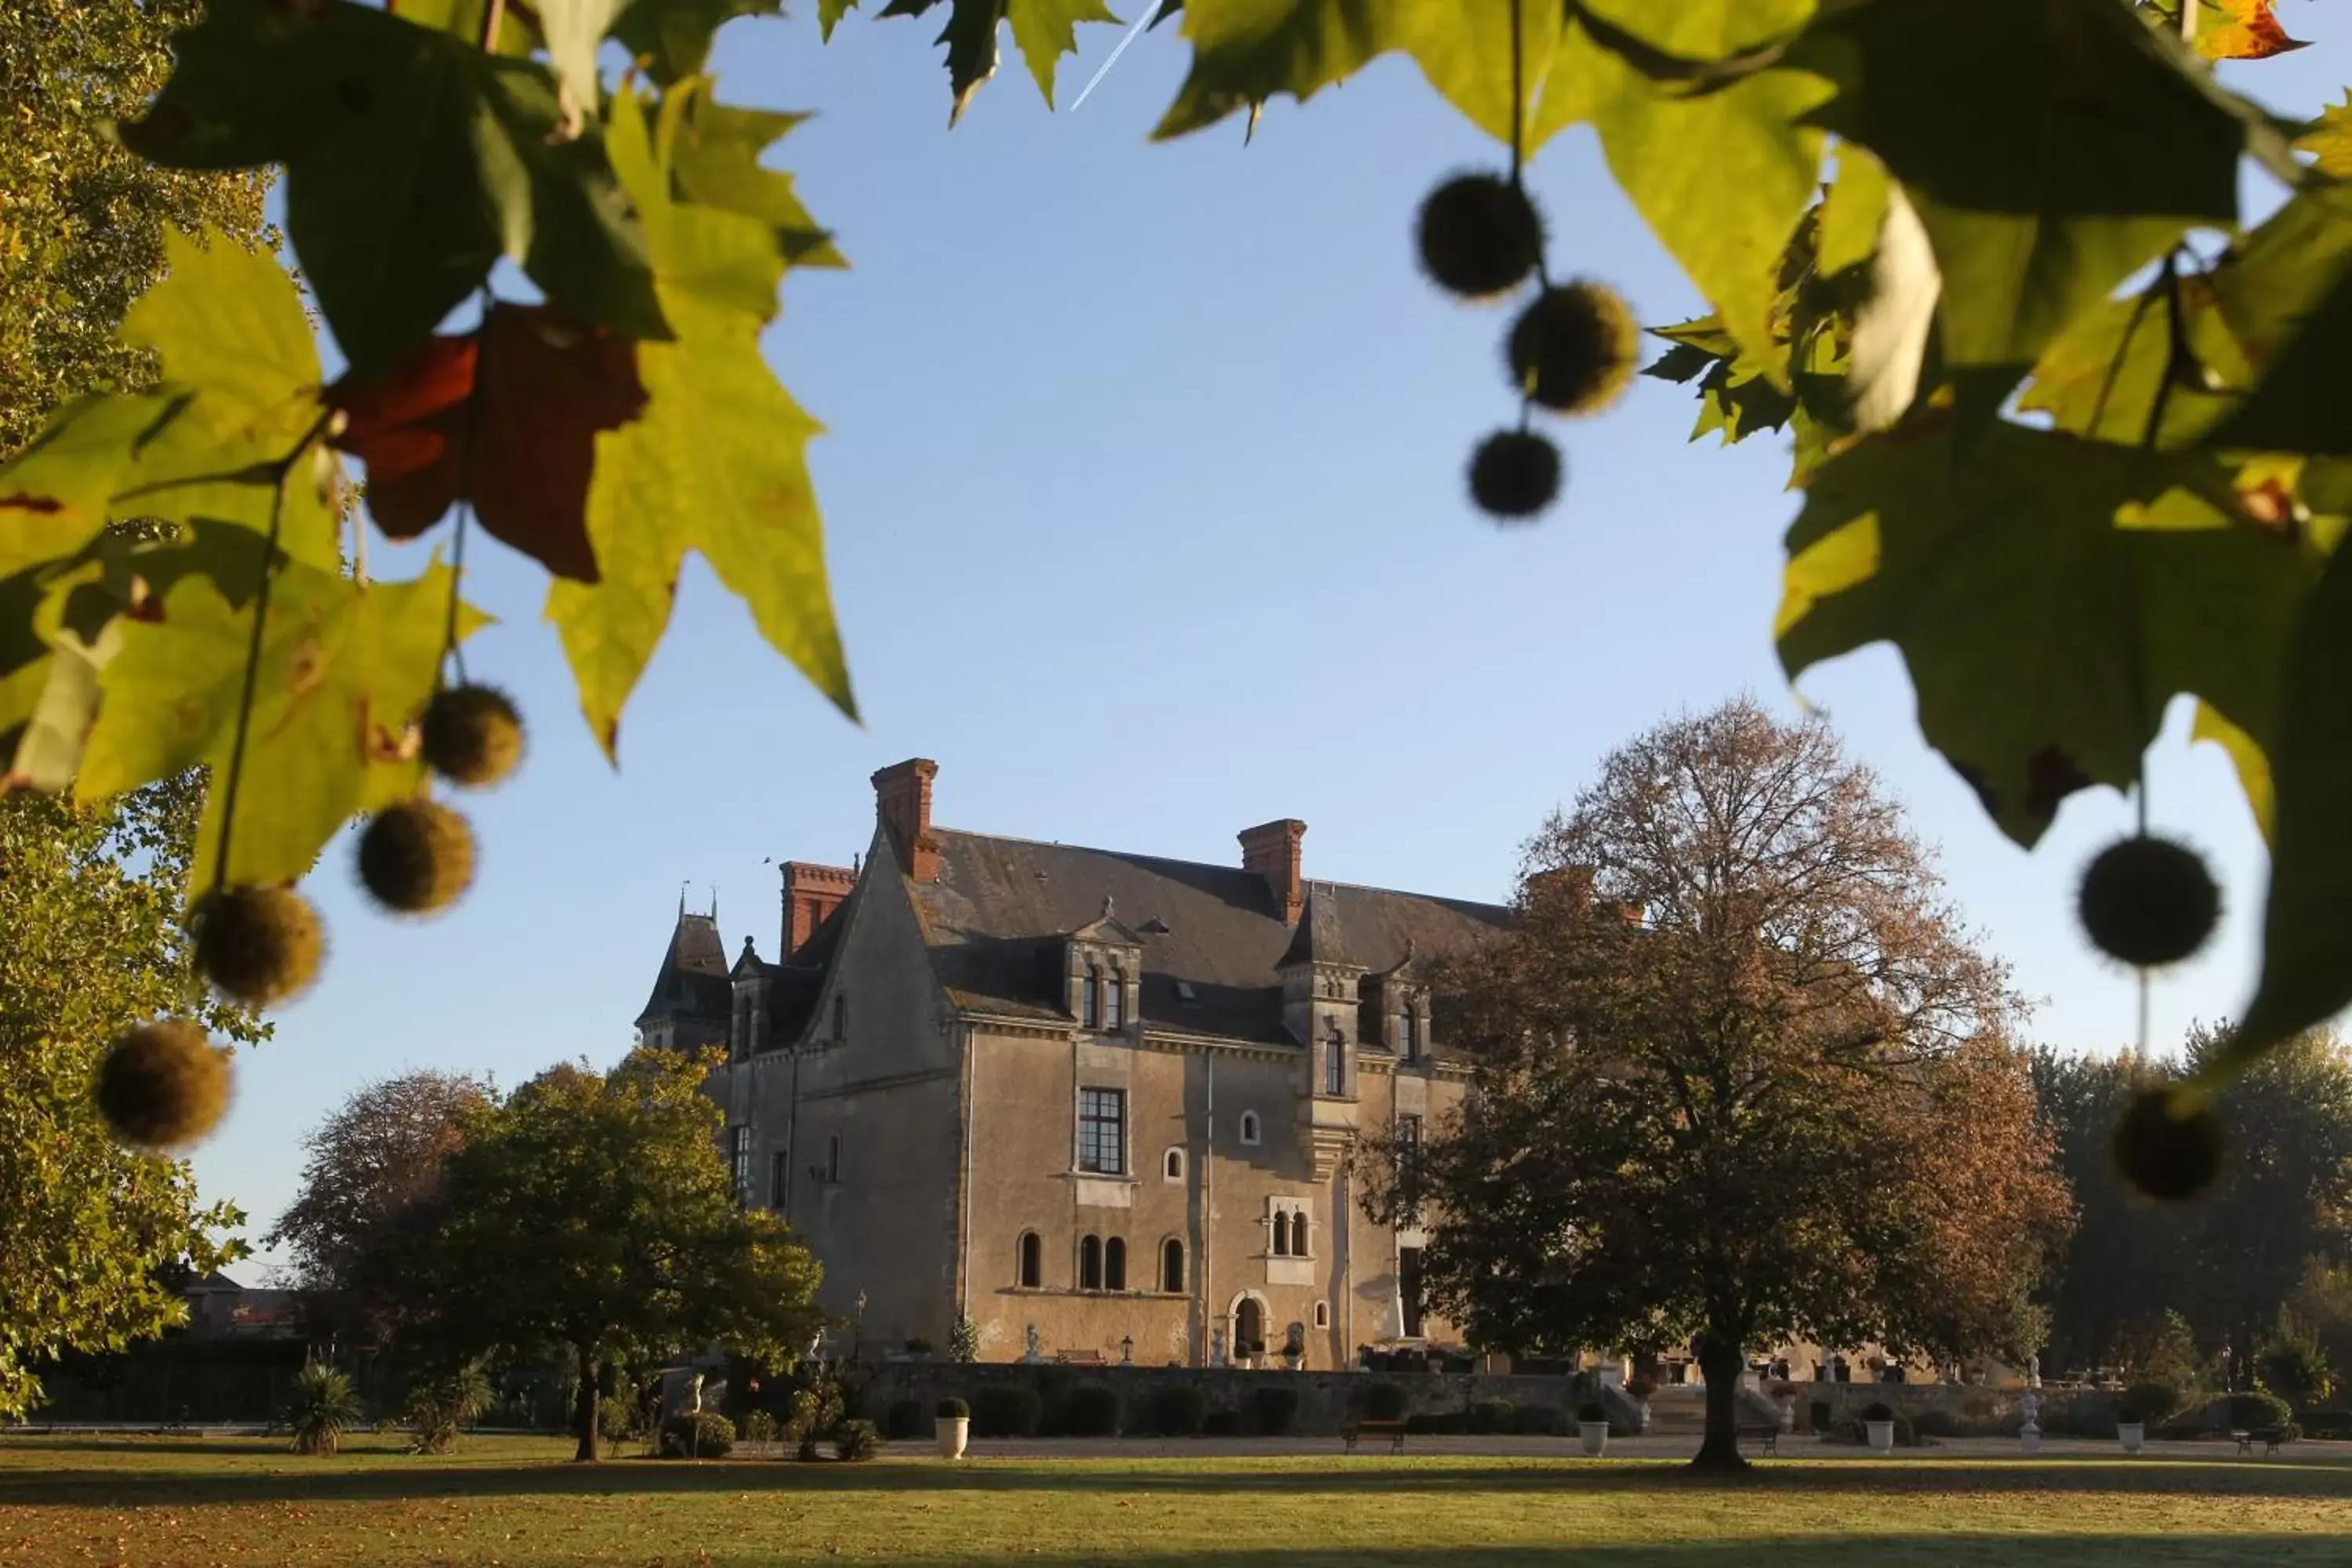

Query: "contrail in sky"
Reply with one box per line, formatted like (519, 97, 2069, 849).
(1069, 2, 1163, 112)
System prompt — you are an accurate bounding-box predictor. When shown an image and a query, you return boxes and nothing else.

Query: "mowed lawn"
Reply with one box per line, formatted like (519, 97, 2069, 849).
(3, 1435, 2350, 1566)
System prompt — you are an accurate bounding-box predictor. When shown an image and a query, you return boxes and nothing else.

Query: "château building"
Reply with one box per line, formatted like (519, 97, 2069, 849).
(633, 759, 1506, 1369)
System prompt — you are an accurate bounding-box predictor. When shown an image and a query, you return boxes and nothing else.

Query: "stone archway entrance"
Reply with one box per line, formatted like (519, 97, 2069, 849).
(1234, 1295, 1265, 1354)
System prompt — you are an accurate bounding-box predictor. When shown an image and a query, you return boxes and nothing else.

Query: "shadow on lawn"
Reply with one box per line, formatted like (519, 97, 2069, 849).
(855, 1541, 2352, 1567)
(0, 1451, 2347, 1510)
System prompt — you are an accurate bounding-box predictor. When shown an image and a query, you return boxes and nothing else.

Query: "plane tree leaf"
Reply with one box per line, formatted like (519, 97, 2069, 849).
(77, 552, 489, 895)
(875, 0, 1120, 123)
(665, 82, 845, 270)
(121, 0, 666, 378)
(612, 0, 786, 85)
(1777, 422, 2318, 847)
(547, 89, 854, 759)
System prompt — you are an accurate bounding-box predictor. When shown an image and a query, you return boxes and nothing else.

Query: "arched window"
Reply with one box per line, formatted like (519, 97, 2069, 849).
(1080, 1234, 1103, 1290)
(1105, 967, 1124, 1028)
(1312, 1301, 1330, 1330)
(1105, 1237, 1127, 1291)
(1161, 1239, 1185, 1294)
(1238, 1110, 1261, 1146)
(1270, 1209, 1289, 1257)
(1290, 1210, 1309, 1257)
(1163, 1147, 1185, 1183)
(1018, 1231, 1042, 1288)
(1081, 964, 1101, 1029)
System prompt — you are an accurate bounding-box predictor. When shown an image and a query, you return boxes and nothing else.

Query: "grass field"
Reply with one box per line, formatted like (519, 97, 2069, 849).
(2, 1434, 2349, 1566)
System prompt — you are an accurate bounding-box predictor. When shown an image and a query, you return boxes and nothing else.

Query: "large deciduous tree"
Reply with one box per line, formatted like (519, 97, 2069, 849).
(373, 1047, 820, 1461)
(269, 1069, 488, 1338)
(0, 779, 257, 1418)
(1370, 699, 2074, 1472)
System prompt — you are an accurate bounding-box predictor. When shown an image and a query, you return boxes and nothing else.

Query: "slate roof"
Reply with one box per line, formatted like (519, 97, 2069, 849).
(906, 830, 1508, 1044)
(634, 910, 733, 1029)
(1278, 883, 1359, 970)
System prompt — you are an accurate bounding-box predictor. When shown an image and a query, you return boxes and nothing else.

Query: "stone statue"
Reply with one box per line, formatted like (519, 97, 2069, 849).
(1210, 1327, 1228, 1367)
(2027, 1355, 2042, 1389)
(1022, 1323, 1042, 1363)
(2019, 1388, 2042, 1456)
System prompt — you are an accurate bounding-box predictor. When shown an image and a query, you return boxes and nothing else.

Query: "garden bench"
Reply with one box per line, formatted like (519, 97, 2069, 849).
(1734, 1421, 1779, 1457)
(1342, 1418, 1406, 1454)
(2234, 1427, 2289, 1457)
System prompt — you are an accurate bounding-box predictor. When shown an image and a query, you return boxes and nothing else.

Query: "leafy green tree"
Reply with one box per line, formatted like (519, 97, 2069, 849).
(0, 777, 256, 1420)
(375, 1046, 821, 1461)
(1368, 700, 2074, 1472)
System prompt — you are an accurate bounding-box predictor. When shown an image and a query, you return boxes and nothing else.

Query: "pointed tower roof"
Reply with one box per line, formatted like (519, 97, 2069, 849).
(1278, 883, 1360, 971)
(635, 909, 733, 1029)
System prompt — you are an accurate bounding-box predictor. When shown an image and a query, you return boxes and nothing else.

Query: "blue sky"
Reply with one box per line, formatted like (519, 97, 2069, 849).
(192, 5, 2351, 1269)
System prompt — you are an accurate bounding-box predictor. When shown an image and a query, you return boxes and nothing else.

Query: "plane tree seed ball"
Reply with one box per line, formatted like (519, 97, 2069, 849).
(192, 884, 324, 1007)
(96, 1020, 231, 1150)
(2078, 834, 2220, 968)
(1467, 429, 1563, 522)
(1416, 173, 1545, 302)
(357, 800, 476, 915)
(420, 684, 525, 788)
(1504, 280, 1639, 415)
(2111, 1085, 2223, 1201)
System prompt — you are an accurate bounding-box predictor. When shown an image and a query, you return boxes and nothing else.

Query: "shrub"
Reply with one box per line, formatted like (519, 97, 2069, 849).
(884, 1399, 925, 1440)
(742, 1409, 780, 1449)
(949, 1316, 981, 1363)
(2300, 1409, 2352, 1439)
(1808, 1399, 1832, 1434)
(1365, 1382, 1410, 1421)
(1202, 1408, 1247, 1437)
(786, 1377, 847, 1454)
(286, 1364, 362, 1457)
(1574, 1400, 1607, 1424)
(904, 1337, 934, 1356)
(1149, 1384, 1210, 1436)
(936, 1396, 970, 1421)
(971, 1385, 1044, 1438)
(2261, 1330, 2336, 1408)
(2217, 1389, 2296, 1432)
(1513, 1405, 1565, 1436)
(659, 1412, 736, 1459)
(1468, 1399, 1515, 1434)
(2122, 1381, 2182, 1425)
(1912, 1408, 1962, 1439)
(404, 1361, 492, 1454)
(1061, 1385, 1121, 1438)
(1251, 1386, 1300, 1436)
(833, 1418, 881, 1461)
(1860, 1401, 1896, 1425)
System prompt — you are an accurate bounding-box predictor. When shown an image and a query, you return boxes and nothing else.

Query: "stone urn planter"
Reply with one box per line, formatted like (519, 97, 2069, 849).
(1861, 1403, 1897, 1456)
(1576, 1403, 1610, 1456)
(2116, 1421, 2146, 1455)
(935, 1399, 969, 1460)
(2019, 1425, 2042, 1456)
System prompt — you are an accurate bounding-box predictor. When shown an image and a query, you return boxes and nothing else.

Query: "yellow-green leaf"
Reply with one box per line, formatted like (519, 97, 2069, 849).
(121, 228, 320, 447)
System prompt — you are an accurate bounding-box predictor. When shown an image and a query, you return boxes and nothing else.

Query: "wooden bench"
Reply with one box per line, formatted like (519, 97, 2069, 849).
(2234, 1426, 2289, 1457)
(1734, 1421, 1780, 1457)
(1052, 1349, 1105, 1366)
(1342, 1417, 1406, 1454)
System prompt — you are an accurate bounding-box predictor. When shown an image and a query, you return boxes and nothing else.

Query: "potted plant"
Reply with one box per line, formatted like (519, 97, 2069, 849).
(1626, 1373, 1657, 1434)
(1281, 1327, 1306, 1371)
(2113, 1398, 2146, 1455)
(1575, 1400, 1610, 1457)
(1860, 1400, 1898, 1456)
(935, 1396, 969, 1460)
(1238, 1338, 1265, 1370)
(905, 1336, 934, 1361)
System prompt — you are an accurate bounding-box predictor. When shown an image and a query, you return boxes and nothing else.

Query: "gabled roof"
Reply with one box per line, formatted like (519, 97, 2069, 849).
(905, 830, 1506, 1044)
(634, 910, 733, 1029)
(1278, 883, 1359, 971)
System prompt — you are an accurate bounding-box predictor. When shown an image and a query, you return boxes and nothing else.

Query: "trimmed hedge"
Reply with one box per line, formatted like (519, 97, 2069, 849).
(1467, 1399, 1515, 1434)
(1202, 1408, 1247, 1437)
(1365, 1383, 1410, 1421)
(883, 1399, 924, 1440)
(2217, 1390, 2295, 1432)
(1251, 1386, 1300, 1436)
(937, 1396, 969, 1419)
(971, 1385, 1044, 1438)
(1148, 1384, 1209, 1436)
(1061, 1385, 1122, 1438)
(2300, 1409, 2352, 1440)
(659, 1412, 735, 1459)
(1512, 1404, 1565, 1436)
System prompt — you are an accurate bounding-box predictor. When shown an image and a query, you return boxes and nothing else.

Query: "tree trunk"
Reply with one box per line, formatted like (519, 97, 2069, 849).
(1689, 1333, 1751, 1475)
(572, 1348, 600, 1463)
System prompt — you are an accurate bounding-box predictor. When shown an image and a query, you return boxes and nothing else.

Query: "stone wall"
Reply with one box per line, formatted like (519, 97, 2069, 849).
(857, 1361, 1587, 1436)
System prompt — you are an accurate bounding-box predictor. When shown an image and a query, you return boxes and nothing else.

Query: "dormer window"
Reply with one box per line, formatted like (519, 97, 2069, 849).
(1105, 967, 1125, 1029)
(1082, 964, 1102, 1029)
(1398, 1005, 1417, 1062)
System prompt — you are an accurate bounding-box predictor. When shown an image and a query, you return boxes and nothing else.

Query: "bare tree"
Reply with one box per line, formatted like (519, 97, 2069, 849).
(1368, 699, 2073, 1472)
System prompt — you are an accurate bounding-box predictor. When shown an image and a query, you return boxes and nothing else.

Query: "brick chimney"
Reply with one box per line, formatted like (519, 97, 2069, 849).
(1239, 818, 1305, 924)
(873, 758, 941, 883)
(779, 861, 857, 958)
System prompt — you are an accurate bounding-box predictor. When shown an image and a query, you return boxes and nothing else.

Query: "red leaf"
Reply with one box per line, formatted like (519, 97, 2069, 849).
(325, 304, 648, 583)
(2198, 0, 2307, 62)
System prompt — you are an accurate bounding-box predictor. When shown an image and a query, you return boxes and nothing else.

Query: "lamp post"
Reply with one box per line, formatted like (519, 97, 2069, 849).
(1120, 1334, 1134, 1366)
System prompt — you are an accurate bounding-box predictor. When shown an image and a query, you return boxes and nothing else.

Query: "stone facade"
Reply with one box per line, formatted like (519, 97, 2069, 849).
(634, 760, 1501, 1370)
